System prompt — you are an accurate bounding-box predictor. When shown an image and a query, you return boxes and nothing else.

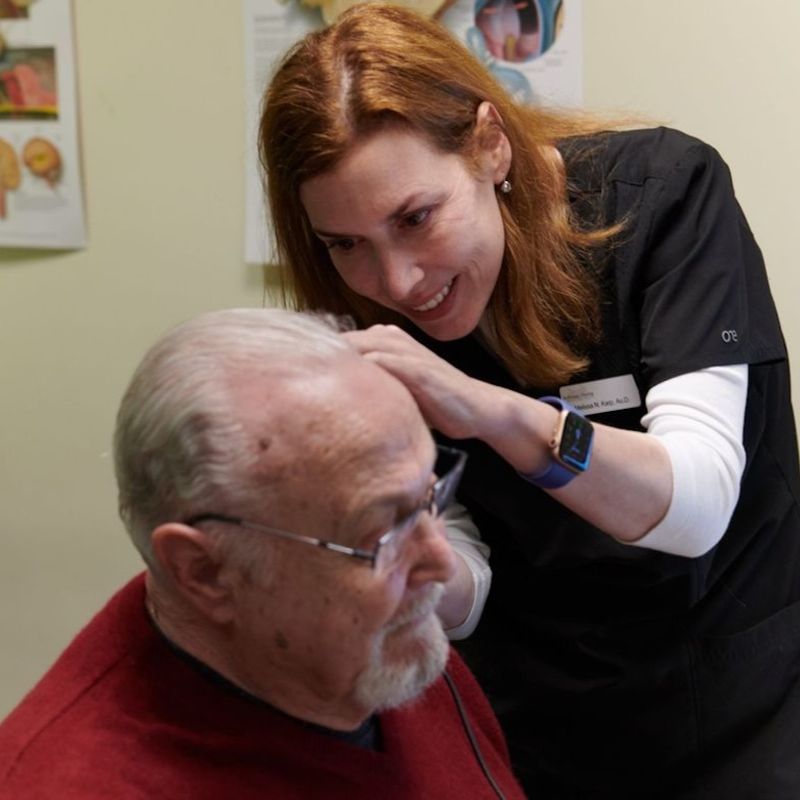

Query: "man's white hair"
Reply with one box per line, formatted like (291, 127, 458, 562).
(113, 307, 352, 565)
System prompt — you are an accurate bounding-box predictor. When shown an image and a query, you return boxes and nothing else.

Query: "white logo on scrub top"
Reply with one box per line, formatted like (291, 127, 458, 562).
(721, 330, 739, 343)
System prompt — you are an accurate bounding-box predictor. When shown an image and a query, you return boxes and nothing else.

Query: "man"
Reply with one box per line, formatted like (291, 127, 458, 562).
(0, 308, 523, 799)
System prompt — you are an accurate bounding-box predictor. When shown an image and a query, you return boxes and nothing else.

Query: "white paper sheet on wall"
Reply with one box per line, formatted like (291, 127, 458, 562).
(0, 0, 86, 250)
(243, 0, 582, 266)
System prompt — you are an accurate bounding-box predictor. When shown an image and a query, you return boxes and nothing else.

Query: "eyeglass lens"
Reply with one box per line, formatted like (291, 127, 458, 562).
(373, 448, 464, 573)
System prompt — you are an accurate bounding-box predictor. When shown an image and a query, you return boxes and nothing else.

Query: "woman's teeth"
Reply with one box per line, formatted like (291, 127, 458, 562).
(413, 280, 453, 312)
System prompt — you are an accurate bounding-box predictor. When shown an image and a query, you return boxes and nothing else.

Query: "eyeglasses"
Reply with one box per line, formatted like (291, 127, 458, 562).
(185, 445, 467, 574)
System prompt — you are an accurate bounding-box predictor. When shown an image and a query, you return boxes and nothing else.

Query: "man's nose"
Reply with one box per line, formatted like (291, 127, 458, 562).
(375, 248, 425, 304)
(407, 516, 458, 588)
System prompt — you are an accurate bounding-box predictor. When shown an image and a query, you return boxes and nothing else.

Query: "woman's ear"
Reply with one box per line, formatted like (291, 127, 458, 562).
(151, 523, 237, 624)
(475, 100, 512, 183)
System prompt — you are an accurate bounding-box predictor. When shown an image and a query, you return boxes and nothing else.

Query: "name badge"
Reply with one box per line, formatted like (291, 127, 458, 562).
(559, 374, 642, 416)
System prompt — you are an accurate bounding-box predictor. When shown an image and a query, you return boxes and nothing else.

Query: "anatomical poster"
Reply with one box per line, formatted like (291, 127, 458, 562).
(243, 0, 581, 265)
(440, 0, 582, 107)
(0, 0, 86, 249)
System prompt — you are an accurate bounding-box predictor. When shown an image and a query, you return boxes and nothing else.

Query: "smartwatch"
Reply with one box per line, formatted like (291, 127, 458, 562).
(520, 396, 594, 489)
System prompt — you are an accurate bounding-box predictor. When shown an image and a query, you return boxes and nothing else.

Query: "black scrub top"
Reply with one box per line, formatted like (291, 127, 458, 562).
(412, 128, 800, 799)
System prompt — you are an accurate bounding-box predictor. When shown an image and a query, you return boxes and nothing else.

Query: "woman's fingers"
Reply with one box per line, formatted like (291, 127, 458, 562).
(342, 325, 485, 438)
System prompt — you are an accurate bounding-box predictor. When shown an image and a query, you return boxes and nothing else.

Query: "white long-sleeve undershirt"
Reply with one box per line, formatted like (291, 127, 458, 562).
(444, 364, 748, 638)
(631, 364, 747, 557)
(443, 503, 491, 640)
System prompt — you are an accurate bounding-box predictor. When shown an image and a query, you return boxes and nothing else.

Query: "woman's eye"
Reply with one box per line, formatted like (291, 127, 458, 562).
(401, 208, 431, 229)
(325, 238, 356, 252)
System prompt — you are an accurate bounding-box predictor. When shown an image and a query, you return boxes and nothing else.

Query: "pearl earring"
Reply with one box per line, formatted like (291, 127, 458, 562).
(499, 179, 512, 194)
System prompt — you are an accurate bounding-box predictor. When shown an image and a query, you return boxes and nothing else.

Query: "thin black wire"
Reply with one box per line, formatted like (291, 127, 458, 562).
(443, 669, 508, 800)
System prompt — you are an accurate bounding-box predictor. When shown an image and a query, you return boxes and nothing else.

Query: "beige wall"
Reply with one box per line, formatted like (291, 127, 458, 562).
(1, 0, 798, 717)
(583, 0, 800, 400)
(0, 1, 264, 717)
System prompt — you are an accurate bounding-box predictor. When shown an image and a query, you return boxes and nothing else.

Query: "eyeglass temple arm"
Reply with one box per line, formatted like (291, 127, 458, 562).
(185, 513, 377, 563)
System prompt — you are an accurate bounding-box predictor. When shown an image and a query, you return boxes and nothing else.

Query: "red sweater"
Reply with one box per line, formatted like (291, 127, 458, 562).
(0, 575, 525, 799)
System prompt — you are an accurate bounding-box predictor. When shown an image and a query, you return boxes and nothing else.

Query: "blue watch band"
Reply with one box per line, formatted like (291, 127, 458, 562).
(519, 396, 592, 489)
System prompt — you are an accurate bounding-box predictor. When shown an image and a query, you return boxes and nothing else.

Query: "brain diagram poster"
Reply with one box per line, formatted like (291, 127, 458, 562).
(244, 0, 582, 264)
(0, 0, 86, 250)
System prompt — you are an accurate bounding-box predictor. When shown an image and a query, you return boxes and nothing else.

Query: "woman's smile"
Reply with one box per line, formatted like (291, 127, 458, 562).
(411, 278, 454, 313)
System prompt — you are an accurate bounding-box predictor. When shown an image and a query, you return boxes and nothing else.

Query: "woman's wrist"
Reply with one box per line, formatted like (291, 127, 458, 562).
(477, 387, 559, 474)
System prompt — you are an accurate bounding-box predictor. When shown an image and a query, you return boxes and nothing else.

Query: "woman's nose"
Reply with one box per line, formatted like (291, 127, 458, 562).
(375, 249, 425, 304)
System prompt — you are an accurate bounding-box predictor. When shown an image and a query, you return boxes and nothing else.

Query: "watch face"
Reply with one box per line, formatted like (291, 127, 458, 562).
(559, 412, 593, 472)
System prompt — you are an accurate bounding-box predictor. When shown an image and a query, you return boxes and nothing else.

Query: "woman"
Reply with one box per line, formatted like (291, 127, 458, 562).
(259, 5, 800, 797)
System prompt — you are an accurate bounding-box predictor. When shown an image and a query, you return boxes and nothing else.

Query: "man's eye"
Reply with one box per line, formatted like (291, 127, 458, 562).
(401, 208, 430, 229)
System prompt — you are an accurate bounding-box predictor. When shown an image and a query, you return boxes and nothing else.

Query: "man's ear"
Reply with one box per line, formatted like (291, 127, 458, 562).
(151, 523, 236, 624)
(474, 100, 512, 184)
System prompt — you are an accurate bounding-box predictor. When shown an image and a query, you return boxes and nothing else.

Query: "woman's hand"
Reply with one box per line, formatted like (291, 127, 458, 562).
(342, 325, 496, 441)
(344, 324, 555, 475)
(344, 324, 676, 545)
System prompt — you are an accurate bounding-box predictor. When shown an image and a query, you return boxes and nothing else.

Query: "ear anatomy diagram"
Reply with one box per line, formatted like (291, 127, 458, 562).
(475, 0, 563, 63)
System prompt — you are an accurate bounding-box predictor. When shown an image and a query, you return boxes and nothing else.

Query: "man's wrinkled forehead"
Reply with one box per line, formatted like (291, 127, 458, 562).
(235, 352, 430, 469)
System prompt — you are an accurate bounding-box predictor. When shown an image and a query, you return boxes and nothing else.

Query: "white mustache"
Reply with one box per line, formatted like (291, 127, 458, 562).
(387, 583, 445, 631)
